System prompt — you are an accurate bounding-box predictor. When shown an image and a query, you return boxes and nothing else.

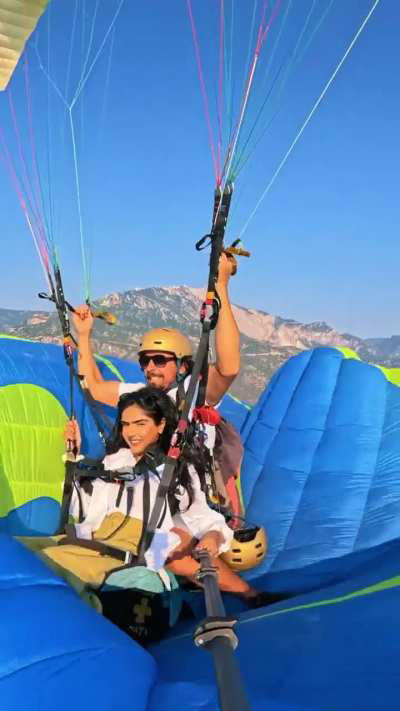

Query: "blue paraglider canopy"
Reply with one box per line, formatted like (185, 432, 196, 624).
(1, 342, 400, 709)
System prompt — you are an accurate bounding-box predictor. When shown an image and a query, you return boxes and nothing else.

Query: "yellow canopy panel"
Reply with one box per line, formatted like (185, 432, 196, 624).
(0, 0, 49, 91)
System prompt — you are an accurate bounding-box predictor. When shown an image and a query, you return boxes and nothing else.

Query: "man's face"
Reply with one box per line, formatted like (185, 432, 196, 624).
(139, 351, 178, 390)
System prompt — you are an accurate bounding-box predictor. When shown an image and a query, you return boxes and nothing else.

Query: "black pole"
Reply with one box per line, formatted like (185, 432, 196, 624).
(194, 550, 250, 711)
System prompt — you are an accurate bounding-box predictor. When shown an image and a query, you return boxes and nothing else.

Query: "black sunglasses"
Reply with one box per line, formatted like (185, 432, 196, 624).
(138, 354, 177, 369)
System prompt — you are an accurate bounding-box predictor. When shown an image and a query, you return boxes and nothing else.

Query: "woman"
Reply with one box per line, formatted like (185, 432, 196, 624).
(20, 387, 271, 605)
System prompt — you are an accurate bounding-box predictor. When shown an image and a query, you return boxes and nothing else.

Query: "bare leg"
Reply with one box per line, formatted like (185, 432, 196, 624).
(166, 528, 259, 598)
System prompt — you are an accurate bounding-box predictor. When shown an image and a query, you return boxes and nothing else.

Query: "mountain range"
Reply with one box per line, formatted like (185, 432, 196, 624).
(1, 286, 400, 403)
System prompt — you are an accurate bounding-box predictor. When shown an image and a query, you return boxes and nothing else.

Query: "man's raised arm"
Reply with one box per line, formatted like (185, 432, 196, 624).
(206, 253, 240, 406)
(72, 306, 120, 407)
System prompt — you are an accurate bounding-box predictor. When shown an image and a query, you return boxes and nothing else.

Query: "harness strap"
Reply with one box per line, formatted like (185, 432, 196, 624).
(176, 377, 187, 412)
(115, 481, 125, 508)
(59, 525, 128, 562)
(74, 478, 85, 523)
(135, 473, 150, 563)
(57, 460, 77, 534)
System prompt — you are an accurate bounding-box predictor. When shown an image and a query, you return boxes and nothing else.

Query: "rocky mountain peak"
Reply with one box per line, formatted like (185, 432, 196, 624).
(1, 285, 398, 403)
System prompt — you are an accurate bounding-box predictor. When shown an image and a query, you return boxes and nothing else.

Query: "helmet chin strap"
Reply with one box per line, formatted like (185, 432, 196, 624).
(175, 357, 186, 384)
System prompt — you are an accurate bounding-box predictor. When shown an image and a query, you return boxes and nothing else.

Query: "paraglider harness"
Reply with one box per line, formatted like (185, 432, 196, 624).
(53, 185, 256, 653)
(52, 185, 240, 644)
(37, 268, 176, 644)
(57, 447, 183, 645)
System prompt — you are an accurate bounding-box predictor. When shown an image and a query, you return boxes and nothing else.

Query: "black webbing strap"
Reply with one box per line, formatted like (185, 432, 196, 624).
(136, 331, 211, 565)
(115, 481, 125, 508)
(56, 458, 110, 534)
(135, 472, 151, 563)
(75, 478, 86, 523)
(57, 460, 77, 534)
(59, 526, 128, 561)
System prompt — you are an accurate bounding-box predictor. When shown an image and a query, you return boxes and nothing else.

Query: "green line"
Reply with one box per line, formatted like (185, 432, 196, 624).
(335, 347, 400, 388)
(295, 0, 336, 67)
(94, 354, 125, 382)
(161, 574, 400, 645)
(0, 333, 35, 343)
(226, 392, 252, 410)
(261, 0, 293, 91)
(241, 575, 400, 625)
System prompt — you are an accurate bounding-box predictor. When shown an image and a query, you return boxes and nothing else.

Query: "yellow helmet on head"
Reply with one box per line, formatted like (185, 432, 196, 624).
(221, 525, 267, 572)
(138, 328, 193, 359)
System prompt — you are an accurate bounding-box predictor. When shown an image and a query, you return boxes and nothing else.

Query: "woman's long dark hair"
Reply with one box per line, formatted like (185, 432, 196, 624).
(106, 386, 207, 513)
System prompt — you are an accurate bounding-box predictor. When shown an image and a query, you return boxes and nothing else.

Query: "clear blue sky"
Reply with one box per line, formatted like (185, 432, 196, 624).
(0, 1, 398, 338)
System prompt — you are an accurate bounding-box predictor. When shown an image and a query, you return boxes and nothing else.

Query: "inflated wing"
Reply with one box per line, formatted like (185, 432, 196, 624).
(0, 0, 49, 90)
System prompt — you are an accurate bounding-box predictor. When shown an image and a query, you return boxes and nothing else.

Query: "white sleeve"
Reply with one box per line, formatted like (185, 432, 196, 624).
(69, 479, 113, 540)
(118, 382, 145, 397)
(177, 468, 233, 553)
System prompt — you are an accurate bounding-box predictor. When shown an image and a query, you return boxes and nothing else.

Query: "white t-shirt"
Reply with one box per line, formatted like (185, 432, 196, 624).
(69, 447, 232, 571)
(118, 375, 217, 451)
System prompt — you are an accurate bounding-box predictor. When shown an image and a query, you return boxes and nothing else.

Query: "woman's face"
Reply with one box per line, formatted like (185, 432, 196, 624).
(120, 403, 165, 458)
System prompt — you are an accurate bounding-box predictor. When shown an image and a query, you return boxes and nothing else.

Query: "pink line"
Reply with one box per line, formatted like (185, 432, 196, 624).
(0, 125, 50, 272)
(217, 0, 225, 182)
(255, 0, 271, 54)
(260, 0, 283, 49)
(243, 0, 282, 107)
(23, 54, 49, 249)
(222, 0, 282, 180)
(187, 0, 220, 185)
(7, 89, 42, 233)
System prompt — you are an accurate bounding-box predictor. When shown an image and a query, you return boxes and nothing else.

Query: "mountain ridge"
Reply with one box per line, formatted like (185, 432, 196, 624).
(1, 285, 399, 403)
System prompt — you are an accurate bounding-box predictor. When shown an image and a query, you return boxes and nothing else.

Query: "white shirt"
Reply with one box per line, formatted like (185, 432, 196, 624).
(118, 376, 217, 451)
(70, 447, 232, 571)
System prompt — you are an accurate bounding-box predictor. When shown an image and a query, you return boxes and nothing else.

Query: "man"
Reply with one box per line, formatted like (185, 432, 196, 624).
(72, 253, 240, 409)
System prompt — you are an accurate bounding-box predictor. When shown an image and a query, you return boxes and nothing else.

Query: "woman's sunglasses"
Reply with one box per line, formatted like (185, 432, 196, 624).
(138, 354, 177, 370)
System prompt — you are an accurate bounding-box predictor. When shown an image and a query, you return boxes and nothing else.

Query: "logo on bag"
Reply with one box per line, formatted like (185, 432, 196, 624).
(133, 596, 152, 625)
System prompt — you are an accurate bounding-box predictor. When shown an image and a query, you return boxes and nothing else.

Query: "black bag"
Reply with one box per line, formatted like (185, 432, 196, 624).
(96, 587, 174, 646)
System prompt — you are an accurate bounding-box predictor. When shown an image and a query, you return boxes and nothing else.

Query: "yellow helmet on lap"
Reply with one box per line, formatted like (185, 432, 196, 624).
(221, 525, 267, 572)
(138, 328, 193, 359)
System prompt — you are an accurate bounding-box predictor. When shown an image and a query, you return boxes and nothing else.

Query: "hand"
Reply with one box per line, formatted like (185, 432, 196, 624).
(64, 418, 81, 453)
(216, 252, 237, 288)
(72, 304, 94, 337)
(195, 531, 223, 558)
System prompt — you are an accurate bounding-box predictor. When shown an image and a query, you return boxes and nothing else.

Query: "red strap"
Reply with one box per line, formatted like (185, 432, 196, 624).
(192, 405, 221, 426)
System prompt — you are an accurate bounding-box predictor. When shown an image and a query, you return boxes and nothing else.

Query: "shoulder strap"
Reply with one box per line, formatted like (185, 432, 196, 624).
(135, 473, 150, 561)
(57, 460, 77, 533)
